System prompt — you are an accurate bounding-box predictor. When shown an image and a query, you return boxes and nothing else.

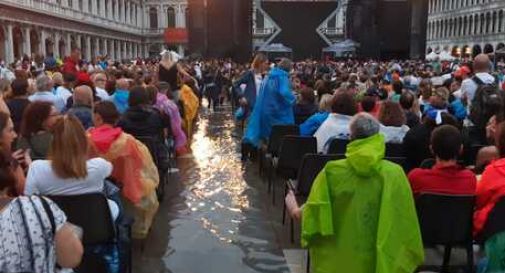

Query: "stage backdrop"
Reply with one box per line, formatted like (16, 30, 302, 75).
(261, 1, 338, 60)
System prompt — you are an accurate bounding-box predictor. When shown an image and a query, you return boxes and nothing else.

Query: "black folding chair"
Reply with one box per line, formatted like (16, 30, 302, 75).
(476, 197, 505, 244)
(284, 153, 345, 243)
(49, 193, 117, 273)
(268, 136, 317, 205)
(385, 142, 405, 157)
(327, 138, 349, 155)
(136, 135, 169, 202)
(259, 125, 299, 178)
(416, 193, 475, 273)
(295, 114, 312, 125)
(384, 156, 407, 170)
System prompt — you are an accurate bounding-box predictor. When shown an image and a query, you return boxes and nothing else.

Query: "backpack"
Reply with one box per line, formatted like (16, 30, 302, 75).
(469, 76, 503, 129)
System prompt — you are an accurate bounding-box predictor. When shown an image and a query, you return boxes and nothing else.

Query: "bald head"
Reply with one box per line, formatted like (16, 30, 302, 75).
(116, 78, 130, 90)
(74, 85, 93, 106)
(474, 54, 490, 73)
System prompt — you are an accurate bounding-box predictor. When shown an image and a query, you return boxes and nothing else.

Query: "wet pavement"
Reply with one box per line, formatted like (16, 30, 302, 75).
(133, 105, 295, 273)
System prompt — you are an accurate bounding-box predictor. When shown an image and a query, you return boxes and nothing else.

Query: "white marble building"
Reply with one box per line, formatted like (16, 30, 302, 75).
(0, 0, 187, 63)
(426, 0, 505, 58)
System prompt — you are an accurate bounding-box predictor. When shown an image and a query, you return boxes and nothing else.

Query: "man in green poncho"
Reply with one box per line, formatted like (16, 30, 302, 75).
(286, 113, 424, 273)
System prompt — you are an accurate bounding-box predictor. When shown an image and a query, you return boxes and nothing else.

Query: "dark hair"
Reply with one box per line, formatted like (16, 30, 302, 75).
(94, 101, 120, 125)
(10, 79, 29, 97)
(145, 85, 158, 105)
(0, 151, 17, 196)
(0, 112, 9, 133)
(392, 81, 403, 95)
(379, 101, 406, 127)
(331, 92, 357, 116)
(400, 91, 415, 110)
(63, 73, 76, 83)
(361, 96, 376, 113)
(20, 101, 53, 138)
(299, 87, 315, 104)
(431, 125, 462, 160)
(128, 85, 150, 107)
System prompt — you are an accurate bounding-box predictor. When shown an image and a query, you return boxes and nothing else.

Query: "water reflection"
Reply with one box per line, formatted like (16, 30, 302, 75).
(133, 106, 289, 273)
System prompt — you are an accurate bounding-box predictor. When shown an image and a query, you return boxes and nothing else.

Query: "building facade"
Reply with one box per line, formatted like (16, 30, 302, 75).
(426, 0, 505, 58)
(0, 0, 187, 64)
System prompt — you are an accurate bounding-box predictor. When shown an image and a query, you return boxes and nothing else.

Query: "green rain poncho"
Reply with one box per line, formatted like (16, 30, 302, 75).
(301, 134, 424, 273)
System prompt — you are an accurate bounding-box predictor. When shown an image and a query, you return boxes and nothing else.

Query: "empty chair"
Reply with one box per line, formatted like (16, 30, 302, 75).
(268, 136, 317, 205)
(259, 124, 300, 176)
(416, 193, 475, 273)
(327, 138, 349, 155)
(385, 142, 405, 157)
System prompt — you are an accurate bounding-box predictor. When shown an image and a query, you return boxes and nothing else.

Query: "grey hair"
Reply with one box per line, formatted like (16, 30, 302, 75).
(278, 58, 293, 72)
(36, 74, 53, 92)
(349, 112, 380, 140)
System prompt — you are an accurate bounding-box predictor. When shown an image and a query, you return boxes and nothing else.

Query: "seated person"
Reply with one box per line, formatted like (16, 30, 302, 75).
(314, 91, 357, 153)
(400, 91, 421, 129)
(89, 101, 159, 239)
(67, 85, 94, 130)
(300, 94, 332, 136)
(474, 121, 505, 273)
(408, 125, 476, 196)
(378, 101, 410, 144)
(285, 113, 424, 273)
(293, 87, 318, 124)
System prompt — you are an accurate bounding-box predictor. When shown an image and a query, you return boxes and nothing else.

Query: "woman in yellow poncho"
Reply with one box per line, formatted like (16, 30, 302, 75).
(286, 113, 424, 273)
(88, 101, 159, 239)
(179, 79, 199, 140)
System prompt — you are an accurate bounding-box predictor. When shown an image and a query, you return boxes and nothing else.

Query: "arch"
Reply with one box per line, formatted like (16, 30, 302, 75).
(44, 38, 53, 56)
(472, 44, 482, 57)
(30, 29, 40, 55)
(80, 36, 86, 58)
(484, 43, 494, 54)
(12, 26, 23, 60)
(486, 12, 491, 33)
(492, 11, 497, 33)
(148, 43, 161, 57)
(70, 35, 77, 50)
(480, 13, 485, 34)
(474, 14, 479, 34)
(149, 7, 158, 29)
(167, 6, 176, 28)
(458, 17, 462, 36)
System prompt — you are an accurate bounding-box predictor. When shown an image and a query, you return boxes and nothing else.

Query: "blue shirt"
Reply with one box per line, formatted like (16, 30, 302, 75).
(28, 91, 66, 113)
(110, 89, 130, 114)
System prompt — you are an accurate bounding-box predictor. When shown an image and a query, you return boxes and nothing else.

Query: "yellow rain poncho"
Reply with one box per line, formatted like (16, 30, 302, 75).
(302, 134, 424, 273)
(179, 84, 199, 139)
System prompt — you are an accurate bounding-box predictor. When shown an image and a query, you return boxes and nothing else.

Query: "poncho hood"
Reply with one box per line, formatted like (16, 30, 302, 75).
(345, 133, 385, 176)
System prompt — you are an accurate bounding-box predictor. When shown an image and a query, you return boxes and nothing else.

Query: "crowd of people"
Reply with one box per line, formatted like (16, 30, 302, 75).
(3, 47, 505, 273)
(237, 53, 505, 273)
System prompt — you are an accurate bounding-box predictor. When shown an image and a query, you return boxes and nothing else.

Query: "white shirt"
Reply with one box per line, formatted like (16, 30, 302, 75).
(28, 91, 66, 113)
(461, 72, 495, 105)
(314, 113, 352, 153)
(25, 158, 112, 196)
(95, 87, 110, 101)
(380, 125, 410, 144)
(54, 86, 73, 103)
(254, 73, 263, 96)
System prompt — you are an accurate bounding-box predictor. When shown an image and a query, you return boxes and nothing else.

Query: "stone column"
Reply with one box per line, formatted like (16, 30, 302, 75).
(85, 36, 91, 60)
(5, 24, 14, 64)
(83, 0, 89, 13)
(144, 43, 148, 58)
(114, 0, 119, 21)
(64, 32, 71, 57)
(94, 38, 100, 58)
(158, 4, 163, 29)
(108, 0, 113, 19)
(126, 1, 130, 24)
(91, 0, 97, 15)
(122, 41, 126, 59)
(22, 27, 31, 57)
(40, 30, 47, 56)
(103, 39, 108, 56)
(54, 32, 61, 59)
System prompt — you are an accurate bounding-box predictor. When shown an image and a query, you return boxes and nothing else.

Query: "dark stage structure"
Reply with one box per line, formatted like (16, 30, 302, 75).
(187, 0, 252, 62)
(261, 1, 338, 60)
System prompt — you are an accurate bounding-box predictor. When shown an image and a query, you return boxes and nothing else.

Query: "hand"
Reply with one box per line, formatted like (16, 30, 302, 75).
(12, 149, 32, 168)
(285, 190, 301, 219)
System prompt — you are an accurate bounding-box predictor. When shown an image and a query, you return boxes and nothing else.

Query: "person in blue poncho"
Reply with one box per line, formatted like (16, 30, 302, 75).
(242, 58, 296, 148)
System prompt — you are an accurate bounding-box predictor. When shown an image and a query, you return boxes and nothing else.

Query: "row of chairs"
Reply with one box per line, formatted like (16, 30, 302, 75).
(256, 125, 505, 273)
